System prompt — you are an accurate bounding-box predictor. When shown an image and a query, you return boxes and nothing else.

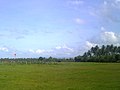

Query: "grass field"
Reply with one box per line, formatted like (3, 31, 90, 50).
(0, 62, 119, 90)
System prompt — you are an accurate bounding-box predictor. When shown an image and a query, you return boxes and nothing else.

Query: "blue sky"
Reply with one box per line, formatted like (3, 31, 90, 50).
(0, 0, 120, 58)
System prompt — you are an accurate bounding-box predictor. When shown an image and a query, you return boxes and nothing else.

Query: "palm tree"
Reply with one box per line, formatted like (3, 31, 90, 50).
(113, 46, 118, 54)
(101, 45, 105, 55)
(117, 46, 120, 54)
(87, 50, 91, 57)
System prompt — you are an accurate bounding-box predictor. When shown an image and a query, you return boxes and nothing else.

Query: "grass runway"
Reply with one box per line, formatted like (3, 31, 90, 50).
(0, 62, 119, 90)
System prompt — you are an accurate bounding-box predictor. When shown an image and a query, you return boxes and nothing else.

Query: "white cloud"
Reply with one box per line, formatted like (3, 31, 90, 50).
(74, 18, 85, 24)
(29, 49, 53, 54)
(63, 45, 74, 51)
(86, 30, 120, 48)
(55, 44, 74, 52)
(53, 45, 75, 57)
(0, 47, 9, 52)
(85, 41, 97, 49)
(68, 0, 84, 5)
(89, 0, 120, 22)
(29, 49, 35, 53)
(104, 1, 107, 5)
(28, 45, 74, 57)
(36, 49, 46, 54)
(66, 0, 84, 10)
(55, 46, 62, 50)
(101, 26, 106, 31)
(101, 31, 118, 43)
(84, 31, 120, 52)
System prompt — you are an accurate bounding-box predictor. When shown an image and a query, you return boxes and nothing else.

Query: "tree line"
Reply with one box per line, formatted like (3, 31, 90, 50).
(75, 44, 120, 62)
(0, 57, 74, 64)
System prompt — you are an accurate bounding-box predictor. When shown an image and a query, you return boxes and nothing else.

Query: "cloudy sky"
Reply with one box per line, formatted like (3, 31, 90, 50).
(0, 0, 120, 58)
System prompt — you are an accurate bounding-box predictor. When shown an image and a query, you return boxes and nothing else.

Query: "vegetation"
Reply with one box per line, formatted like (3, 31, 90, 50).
(75, 44, 120, 62)
(0, 57, 74, 64)
(0, 62, 119, 90)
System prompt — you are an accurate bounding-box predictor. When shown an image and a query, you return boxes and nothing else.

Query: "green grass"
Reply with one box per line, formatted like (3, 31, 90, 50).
(0, 62, 119, 90)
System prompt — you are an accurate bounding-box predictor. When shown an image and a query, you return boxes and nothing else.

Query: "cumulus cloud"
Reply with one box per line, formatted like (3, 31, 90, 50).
(84, 30, 120, 52)
(28, 49, 35, 53)
(28, 45, 74, 57)
(86, 30, 120, 49)
(101, 31, 118, 43)
(29, 49, 53, 54)
(36, 49, 46, 54)
(55, 44, 74, 52)
(55, 45, 75, 57)
(85, 41, 97, 49)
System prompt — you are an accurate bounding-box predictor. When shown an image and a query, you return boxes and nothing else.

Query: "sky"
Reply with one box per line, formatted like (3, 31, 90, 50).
(0, 0, 120, 58)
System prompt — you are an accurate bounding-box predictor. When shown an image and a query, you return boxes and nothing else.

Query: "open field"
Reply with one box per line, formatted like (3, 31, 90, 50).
(0, 62, 119, 90)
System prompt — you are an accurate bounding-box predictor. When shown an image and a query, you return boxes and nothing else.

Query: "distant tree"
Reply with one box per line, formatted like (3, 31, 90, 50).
(75, 55, 81, 62)
(38, 57, 45, 62)
(48, 56, 55, 62)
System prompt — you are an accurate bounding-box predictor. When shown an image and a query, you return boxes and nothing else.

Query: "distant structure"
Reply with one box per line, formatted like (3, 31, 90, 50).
(14, 53, 16, 59)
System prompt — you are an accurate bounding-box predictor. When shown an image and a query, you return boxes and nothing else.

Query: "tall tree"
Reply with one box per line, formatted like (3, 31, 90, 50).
(101, 45, 105, 55)
(76, 44, 120, 62)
